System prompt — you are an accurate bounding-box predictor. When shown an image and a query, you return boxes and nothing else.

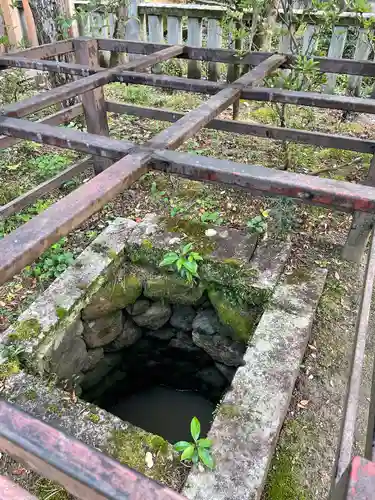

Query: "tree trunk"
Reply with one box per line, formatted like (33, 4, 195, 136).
(29, 0, 76, 104)
(252, 0, 280, 51)
(29, 0, 69, 45)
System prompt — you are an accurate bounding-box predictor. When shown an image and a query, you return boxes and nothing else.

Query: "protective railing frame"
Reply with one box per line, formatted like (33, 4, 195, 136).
(1, 37, 375, 498)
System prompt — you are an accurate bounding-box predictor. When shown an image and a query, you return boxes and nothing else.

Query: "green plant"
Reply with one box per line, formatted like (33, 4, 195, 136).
(160, 243, 202, 284)
(247, 210, 269, 235)
(25, 238, 74, 280)
(0, 344, 24, 364)
(151, 181, 169, 203)
(29, 154, 72, 181)
(174, 417, 214, 469)
(200, 211, 223, 225)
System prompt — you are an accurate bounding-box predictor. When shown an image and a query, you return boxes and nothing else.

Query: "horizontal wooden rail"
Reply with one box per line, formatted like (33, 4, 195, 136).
(0, 401, 185, 500)
(111, 71, 375, 114)
(0, 55, 97, 77)
(2, 131, 375, 284)
(97, 38, 375, 77)
(106, 100, 375, 154)
(0, 116, 134, 158)
(8, 40, 74, 59)
(136, 3, 375, 26)
(0, 44, 184, 118)
(0, 103, 83, 149)
(0, 157, 92, 220)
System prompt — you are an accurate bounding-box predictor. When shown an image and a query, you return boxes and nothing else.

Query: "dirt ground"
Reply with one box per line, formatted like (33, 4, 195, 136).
(1, 77, 375, 498)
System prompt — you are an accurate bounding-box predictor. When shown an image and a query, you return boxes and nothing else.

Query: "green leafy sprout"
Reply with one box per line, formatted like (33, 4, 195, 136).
(160, 243, 203, 284)
(174, 417, 214, 469)
(247, 210, 269, 235)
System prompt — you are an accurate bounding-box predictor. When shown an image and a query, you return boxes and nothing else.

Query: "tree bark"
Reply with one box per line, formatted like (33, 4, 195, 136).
(29, 0, 76, 104)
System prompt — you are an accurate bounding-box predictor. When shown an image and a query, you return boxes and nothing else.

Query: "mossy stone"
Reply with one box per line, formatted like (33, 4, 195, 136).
(144, 275, 204, 305)
(108, 428, 180, 487)
(208, 289, 257, 343)
(8, 318, 41, 341)
(83, 274, 142, 320)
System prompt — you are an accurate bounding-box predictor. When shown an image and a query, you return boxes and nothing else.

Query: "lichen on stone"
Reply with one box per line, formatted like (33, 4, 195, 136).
(8, 318, 42, 341)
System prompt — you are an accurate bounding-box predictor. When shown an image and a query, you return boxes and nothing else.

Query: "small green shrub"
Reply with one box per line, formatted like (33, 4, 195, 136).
(247, 210, 269, 235)
(174, 417, 214, 469)
(25, 238, 74, 280)
(160, 243, 202, 284)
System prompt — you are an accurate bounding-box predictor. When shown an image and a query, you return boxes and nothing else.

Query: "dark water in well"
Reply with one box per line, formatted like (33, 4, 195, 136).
(108, 386, 215, 443)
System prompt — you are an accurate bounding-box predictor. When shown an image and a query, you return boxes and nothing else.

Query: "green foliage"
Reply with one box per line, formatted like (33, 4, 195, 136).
(269, 198, 297, 235)
(0, 199, 53, 239)
(174, 417, 215, 469)
(247, 210, 269, 235)
(29, 154, 71, 181)
(200, 211, 223, 225)
(25, 238, 74, 280)
(160, 243, 203, 284)
(0, 343, 23, 364)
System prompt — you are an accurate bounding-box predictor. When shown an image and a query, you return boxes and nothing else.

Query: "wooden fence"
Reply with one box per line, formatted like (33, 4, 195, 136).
(69, 2, 375, 95)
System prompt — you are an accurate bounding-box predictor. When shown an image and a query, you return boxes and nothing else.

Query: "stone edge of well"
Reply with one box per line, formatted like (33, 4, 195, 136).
(183, 266, 328, 500)
(0, 217, 136, 357)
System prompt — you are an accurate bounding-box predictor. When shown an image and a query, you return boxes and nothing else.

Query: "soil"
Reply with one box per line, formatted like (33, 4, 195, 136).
(1, 77, 375, 499)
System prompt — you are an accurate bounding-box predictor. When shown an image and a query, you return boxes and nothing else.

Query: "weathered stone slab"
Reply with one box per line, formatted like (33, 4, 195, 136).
(49, 319, 88, 381)
(82, 271, 142, 320)
(82, 347, 104, 372)
(192, 331, 245, 367)
(184, 266, 327, 500)
(144, 275, 205, 305)
(126, 299, 150, 316)
(1, 218, 137, 371)
(132, 301, 171, 330)
(104, 317, 142, 351)
(1, 371, 184, 490)
(251, 239, 292, 293)
(170, 305, 196, 332)
(83, 310, 123, 348)
(81, 352, 123, 391)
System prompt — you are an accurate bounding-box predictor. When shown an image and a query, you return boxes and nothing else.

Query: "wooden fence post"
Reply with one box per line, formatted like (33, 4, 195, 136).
(0, 0, 23, 48)
(342, 155, 375, 263)
(73, 37, 111, 174)
(21, 0, 38, 46)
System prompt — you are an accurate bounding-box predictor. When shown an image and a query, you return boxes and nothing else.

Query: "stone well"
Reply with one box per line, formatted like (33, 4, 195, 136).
(0, 215, 327, 499)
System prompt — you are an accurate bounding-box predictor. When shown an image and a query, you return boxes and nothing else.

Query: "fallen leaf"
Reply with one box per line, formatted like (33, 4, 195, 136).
(145, 452, 154, 469)
(335, 271, 340, 280)
(298, 399, 309, 410)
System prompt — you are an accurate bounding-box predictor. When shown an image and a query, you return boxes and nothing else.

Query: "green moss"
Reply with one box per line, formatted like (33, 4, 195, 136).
(163, 216, 216, 255)
(88, 412, 100, 424)
(55, 306, 68, 320)
(208, 288, 259, 342)
(108, 428, 181, 487)
(150, 435, 168, 455)
(144, 275, 205, 305)
(217, 403, 241, 419)
(47, 404, 61, 415)
(0, 360, 19, 378)
(264, 420, 311, 500)
(142, 239, 153, 249)
(9, 318, 41, 341)
(24, 389, 37, 400)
